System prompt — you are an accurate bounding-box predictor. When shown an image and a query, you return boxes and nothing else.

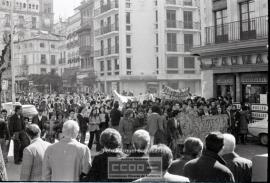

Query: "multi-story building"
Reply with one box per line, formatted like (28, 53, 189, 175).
(156, 0, 202, 95)
(0, 0, 54, 82)
(191, 0, 268, 104)
(76, 0, 95, 93)
(93, 0, 202, 95)
(14, 32, 64, 91)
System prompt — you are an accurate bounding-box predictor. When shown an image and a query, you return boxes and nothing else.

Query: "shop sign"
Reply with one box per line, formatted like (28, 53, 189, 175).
(241, 75, 267, 83)
(252, 112, 268, 119)
(260, 94, 267, 104)
(251, 104, 268, 112)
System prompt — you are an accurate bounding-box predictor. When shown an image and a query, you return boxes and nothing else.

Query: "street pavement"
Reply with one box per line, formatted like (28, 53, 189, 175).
(6, 140, 268, 181)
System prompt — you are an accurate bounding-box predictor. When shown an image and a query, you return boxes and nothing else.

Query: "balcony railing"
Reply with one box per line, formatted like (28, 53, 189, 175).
(94, 0, 119, 16)
(166, 0, 182, 5)
(166, 20, 200, 29)
(166, 44, 199, 52)
(205, 16, 268, 45)
(95, 46, 119, 57)
(95, 23, 119, 36)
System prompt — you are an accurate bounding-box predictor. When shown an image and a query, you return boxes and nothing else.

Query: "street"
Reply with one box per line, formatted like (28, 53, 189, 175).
(6, 141, 268, 181)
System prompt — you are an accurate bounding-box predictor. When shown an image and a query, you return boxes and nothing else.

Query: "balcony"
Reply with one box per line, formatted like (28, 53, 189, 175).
(95, 46, 119, 57)
(166, 44, 199, 53)
(166, 0, 182, 6)
(95, 23, 119, 36)
(205, 16, 268, 45)
(166, 20, 200, 30)
(94, 0, 119, 17)
(79, 46, 94, 56)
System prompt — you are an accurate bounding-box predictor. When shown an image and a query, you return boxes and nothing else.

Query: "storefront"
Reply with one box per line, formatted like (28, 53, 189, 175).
(214, 74, 235, 101)
(240, 73, 268, 104)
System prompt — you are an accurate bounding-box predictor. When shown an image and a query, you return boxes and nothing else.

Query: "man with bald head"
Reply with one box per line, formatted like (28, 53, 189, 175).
(221, 133, 252, 183)
(42, 120, 91, 181)
(20, 124, 51, 181)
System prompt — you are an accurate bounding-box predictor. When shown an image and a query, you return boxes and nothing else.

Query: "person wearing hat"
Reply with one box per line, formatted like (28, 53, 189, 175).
(32, 108, 48, 136)
(119, 108, 135, 150)
(183, 132, 234, 182)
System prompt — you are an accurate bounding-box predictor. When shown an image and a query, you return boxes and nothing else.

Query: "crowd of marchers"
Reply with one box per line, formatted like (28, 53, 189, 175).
(0, 92, 252, 182)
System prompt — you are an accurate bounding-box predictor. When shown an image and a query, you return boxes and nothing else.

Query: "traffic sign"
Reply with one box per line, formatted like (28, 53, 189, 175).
(1, 80, 8, 90)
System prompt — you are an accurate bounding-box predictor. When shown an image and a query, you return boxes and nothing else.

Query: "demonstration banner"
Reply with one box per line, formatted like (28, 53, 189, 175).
(113, 90, 135, 109)
(161, 85, 190, 100)
(177, 114, 228, 143)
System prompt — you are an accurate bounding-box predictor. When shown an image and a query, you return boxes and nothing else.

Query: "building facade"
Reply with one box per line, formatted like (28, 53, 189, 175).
(14, 32, 63, 92)
(76, 0, 95, 93)
(191, 0, 268, 104)
(93, 0, 202, 95)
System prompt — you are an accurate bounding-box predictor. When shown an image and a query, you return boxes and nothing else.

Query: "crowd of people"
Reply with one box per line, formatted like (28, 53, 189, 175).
(0, 91, 253, 182)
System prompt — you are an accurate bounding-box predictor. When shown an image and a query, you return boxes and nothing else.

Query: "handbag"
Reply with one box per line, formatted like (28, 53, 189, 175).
(8, 139, 14, 157)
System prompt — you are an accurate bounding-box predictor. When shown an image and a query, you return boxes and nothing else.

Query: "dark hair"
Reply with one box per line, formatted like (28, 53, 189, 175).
(184, 137, 203, 158)
(26, 124, 41, 139)
(205, 132, 224, 153)
(1, 109, 7, 113)
(15, 106, 22, 113)
(78, 106, 84, 113)
(100, 128, 122, 149)
(148, 144, 173, 171)
(151, 105, 161, 114)
(113, 101, 119, 109)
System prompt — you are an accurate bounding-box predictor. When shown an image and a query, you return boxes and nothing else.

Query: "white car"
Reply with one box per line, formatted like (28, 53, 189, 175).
(248, 117, 268, 145)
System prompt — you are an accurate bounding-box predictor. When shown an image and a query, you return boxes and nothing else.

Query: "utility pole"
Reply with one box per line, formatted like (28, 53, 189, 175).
(10, 0, 16, 104)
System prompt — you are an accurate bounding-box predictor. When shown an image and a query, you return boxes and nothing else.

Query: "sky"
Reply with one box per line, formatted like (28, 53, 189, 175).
(54, 0, 81, 23)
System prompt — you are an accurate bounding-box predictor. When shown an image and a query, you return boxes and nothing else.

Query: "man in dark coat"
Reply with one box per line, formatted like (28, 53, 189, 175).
(9, 106, 30, 164)
(109, 102, 122, 130)
(32, 108, 47, 135)
(169, 137, 203, 176)
(221, 133, 252, 183)
(184, 132, 235, 182)
(77, 107, 88, 144)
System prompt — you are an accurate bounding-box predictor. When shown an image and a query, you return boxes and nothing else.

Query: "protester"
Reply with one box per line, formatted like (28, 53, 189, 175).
(135, 144, 190, 182)
(20, 124, 51, 181)
(109, 101, 122, 130)
(147, 105, 163, 146)
(221, 133, 252, 183)
(0, 117, 9, 164)
(9, 105, 30, 164)
(0, 146, 8, 181)
(42, 120, 91, 181)
(119, 109, 135, 150)
(31, 108, 47, 134)
(99, 106, 109, 132)
(88, 108, 101, 151)
(169, 137, 203, 176)
(86, 128, 126, 182)
(237, 106, 249, 144)
(77, 106, 88, 144)
(183, 132, 235, 182)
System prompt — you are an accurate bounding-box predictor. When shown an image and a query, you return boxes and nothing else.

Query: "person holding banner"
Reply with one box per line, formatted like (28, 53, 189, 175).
(0, 146, 8, 181)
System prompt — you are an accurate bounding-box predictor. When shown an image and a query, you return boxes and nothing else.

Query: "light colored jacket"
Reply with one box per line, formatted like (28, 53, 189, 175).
(147, 113, 163, 136)
(20, 138, 51, 181)
(42, 138, 91, 181)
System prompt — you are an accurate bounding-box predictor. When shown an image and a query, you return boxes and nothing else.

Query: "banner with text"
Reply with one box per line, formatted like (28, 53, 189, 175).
(178, 114, 228, 143)
(162, 85, 190, 100)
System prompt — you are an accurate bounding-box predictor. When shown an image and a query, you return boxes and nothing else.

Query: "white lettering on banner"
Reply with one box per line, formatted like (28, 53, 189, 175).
(251, 105, 268, 112)
(252, 112, 268, 119)
(162, 85, 190, 100)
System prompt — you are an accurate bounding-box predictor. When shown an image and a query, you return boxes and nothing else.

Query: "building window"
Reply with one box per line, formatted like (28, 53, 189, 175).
(166, 10, 176, 28)
(126, 12, 130, 24)
(184, 57, 195, 74)
(155, 10, 158, 22)
(23, 3, 26, 8)
(29, 4, 31, 9)
(23, 55, 27, 65)
(5, 14, 10, 26)
(51, 55, 56, 65)
(167, 33, 177, 51)
(126, 35, 131, 47)
(240, 0, 255, 40)
(107, 38, 111, 54)
(184, 11, 193, 29)
(51, 44, 55, 49)
(100, 61, 104, 72)
(126, 0, 131, 8)
(184, 34, 193, 52)
(167, 56, 178, 74)
(40, 68, 46, 74)
(156, 57, 159, 74)
(107, 60, 112, 71)
(114, 59, 119, 70)
(156, 34, 158, 46)
(167, 81, 179, 90)
(126, 57, 131, 70)
(18, 16, 24, 28)
(40, 43, 45, 48)
(183, 0, 192, 6)
(32, 17, 37, 29)
(51, 68, 56, 74)
(100, 40, 104, 56)
(215, 9, 228, 43)
(115, 36, 119, 53)
(36, 5, 38, 9)
(41, 54, 46, 64)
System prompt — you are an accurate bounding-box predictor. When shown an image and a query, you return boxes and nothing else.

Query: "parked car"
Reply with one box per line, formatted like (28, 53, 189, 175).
(1, 102, 38, 121)
(248, 117, 268, 145)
